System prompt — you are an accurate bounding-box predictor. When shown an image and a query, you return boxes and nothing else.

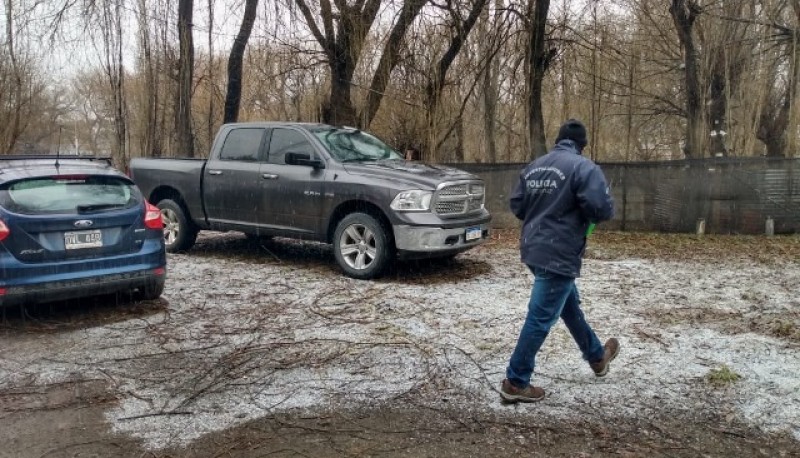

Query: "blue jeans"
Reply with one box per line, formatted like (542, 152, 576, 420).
(506, 266, 604, 388)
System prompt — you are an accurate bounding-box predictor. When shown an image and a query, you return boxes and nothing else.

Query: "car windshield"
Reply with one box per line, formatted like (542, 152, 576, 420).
(0, 175, 140, 215)
(312, 127, 403, 163)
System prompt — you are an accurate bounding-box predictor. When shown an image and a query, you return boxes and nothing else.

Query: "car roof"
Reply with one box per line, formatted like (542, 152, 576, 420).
(220, 122, 345, 130)
(0, 156, 126, 184)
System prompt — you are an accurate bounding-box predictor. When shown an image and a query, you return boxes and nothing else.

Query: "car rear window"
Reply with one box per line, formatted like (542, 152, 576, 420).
(0, 175, 141, 215)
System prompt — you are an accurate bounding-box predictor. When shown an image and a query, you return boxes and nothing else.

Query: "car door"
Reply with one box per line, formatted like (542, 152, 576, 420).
(260, 127, 327, 234)
(203, 127, 267, 226)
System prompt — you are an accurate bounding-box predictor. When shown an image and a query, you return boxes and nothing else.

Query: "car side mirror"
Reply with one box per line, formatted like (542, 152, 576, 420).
(285, 152, 324, 169)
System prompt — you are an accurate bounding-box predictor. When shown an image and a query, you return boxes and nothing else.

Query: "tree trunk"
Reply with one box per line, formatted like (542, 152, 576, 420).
(137, 0, 158, 157)
(4, 0, 23, 154)
(527, 0, 551, 159)
(294, 0, 381, 128)
(425, 0, 490, 160)
(670, 0, 703, 158)
(224, 0, 259, 124)
(708, 63, 728, 156)
(207, 0, 216, 148)
(481, 0, 502, 163)
(176, 0, 195, 157)
(360, 0, 427, 128)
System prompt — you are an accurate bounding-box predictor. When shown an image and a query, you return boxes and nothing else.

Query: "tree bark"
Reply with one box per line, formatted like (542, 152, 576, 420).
(224, 0, 259, 124)
(481, 0, 503, 163)
(176, 0, 195, 157)
(360, 0, 427, 128)
(137, 0, 158, 157)
(295, 0, 382, 127)
(4, 0, 23, 154)
(527, 0, 552, 159)
(425, 0, 490, 161)
(670, 0, 703, 158)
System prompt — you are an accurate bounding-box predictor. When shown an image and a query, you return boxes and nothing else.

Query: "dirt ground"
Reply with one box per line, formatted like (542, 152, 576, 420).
(2, 375, 798, 457)
(1, 230, 799, 457)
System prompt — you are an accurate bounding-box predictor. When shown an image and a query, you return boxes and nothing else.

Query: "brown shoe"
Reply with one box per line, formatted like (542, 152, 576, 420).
(500, 379, 545, 403)
(590, 338, 620, 377)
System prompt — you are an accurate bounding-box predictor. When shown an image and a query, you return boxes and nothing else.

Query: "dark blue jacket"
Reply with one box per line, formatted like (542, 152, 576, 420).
(510, 140, 614, 277)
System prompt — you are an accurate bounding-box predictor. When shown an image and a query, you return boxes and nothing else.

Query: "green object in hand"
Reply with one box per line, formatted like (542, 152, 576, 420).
(586, 223, 596, 236)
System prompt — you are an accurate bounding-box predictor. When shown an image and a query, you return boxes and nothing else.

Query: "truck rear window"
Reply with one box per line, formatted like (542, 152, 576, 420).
(0, 175, 141, 215)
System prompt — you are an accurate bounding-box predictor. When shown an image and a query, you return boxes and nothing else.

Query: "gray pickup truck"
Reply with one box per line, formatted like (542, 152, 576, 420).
(129, 122, 491, 279)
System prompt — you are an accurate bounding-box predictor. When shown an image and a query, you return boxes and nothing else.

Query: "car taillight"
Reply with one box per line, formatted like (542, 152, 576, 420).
(144, 202, 163, 230)
(0, 287, 6, 296)
(0, 219, 9, 242)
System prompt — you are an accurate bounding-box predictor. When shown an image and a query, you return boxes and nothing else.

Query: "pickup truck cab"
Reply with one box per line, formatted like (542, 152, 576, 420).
(130, 122, 491, 279)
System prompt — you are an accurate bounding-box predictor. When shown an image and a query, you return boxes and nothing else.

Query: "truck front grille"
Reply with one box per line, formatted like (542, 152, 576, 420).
(434, 181, 485, 217)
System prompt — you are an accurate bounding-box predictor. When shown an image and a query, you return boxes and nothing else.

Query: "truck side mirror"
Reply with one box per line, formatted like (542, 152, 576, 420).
(285, 152, 324, 169)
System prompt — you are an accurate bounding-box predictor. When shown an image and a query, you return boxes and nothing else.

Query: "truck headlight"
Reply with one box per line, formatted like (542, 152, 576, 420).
(390, 190, 433, 211)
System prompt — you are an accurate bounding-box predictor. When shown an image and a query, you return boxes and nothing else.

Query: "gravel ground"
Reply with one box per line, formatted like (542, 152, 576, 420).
(1, 231, 798, 456)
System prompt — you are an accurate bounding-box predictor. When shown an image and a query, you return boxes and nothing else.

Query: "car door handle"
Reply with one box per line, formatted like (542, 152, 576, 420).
(261, 173, 279, 180)
(208, 170, 223, 175)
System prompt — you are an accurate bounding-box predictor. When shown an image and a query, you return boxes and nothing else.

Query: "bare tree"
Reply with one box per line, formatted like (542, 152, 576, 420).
(224, 0, 259, 123)
(360, 0, 428, 128)
(670, 0, 703, 158)
(3, 0, 24, 153)
(294, 0, 382, 126)
(176, 0, 196, 157)
(526, 0, 554, 158)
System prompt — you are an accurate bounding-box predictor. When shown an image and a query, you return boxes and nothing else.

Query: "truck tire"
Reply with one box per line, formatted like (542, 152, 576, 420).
(157, 199, 198, 253)
(333, 212, 393, 280)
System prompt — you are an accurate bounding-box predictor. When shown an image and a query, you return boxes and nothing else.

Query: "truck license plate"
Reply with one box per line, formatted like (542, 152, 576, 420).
(465, 226, 482, 241)
(65, 230, 103, 249)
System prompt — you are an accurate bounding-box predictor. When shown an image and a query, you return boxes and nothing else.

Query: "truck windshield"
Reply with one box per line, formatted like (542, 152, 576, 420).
(312, 128, 403, 163)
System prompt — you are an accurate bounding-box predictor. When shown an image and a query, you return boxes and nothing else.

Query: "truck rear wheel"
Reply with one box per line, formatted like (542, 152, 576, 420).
(333, 212, 393, 280)
(157, 199, 198, 253)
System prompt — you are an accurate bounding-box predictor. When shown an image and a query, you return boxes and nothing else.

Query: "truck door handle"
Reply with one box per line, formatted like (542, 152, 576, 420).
(261, 173, 279, 180)
(208, 170, 223, 175)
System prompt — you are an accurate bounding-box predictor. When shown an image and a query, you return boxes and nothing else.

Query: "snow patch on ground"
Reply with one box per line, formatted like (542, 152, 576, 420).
(1, 234, 798, 449)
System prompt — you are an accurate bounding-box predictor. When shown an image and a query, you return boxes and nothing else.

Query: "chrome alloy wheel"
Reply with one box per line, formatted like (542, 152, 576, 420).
(338, 223, 378, 270)
(160, 207, 180, 247)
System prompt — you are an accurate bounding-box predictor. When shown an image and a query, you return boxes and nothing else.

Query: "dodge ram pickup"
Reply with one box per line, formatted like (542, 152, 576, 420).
(129, 122, 491, 279)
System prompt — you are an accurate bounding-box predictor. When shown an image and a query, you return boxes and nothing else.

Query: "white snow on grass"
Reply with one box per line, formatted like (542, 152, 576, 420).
(1, 233, 798, 449)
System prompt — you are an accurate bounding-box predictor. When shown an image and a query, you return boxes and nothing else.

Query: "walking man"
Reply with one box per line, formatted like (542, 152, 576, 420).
(500, 119, 619, 403)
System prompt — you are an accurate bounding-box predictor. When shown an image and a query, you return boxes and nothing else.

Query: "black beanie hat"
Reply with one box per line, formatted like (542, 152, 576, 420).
(556, 119, 588, 150)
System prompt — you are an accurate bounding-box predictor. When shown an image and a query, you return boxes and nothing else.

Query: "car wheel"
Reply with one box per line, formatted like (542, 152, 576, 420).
(333, 212, 393, 280)
(157, 199, 198, 253)
(134, 277, 165, 301)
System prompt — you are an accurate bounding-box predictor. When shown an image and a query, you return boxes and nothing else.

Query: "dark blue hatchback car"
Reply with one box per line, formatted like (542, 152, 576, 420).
(0, 156, 166, 307)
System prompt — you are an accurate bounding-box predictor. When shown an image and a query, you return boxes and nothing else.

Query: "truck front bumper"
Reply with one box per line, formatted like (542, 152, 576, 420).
(393, 222, 491, 259)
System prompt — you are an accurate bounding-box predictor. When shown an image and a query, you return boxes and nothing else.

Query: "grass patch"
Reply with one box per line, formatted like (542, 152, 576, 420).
(771, 320, 796, 338)
(706, 365, 742, 387)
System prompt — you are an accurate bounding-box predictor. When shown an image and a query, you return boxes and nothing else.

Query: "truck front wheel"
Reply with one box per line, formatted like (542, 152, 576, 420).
(157, 199, 198, 253)
(333, 212, 393, 280)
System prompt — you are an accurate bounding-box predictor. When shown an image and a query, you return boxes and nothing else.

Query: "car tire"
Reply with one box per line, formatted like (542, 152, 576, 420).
(134, 277, 165, 301)
(157, 199, 198, 253)
(333, 212, 393, 280)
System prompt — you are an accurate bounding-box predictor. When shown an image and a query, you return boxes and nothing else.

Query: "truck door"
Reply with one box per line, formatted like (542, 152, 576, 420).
(260, 127, 326, 235)
(203, 127, 267, 226)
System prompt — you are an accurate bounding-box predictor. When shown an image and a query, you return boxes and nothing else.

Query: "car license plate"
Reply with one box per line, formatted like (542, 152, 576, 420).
(64, 230, 103, 249)
(465, 226, 482, 241)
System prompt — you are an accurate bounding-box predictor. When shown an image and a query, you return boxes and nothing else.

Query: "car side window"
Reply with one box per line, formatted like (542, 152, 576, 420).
(219, 128, 264, 162)
(268, 128, 315, 165)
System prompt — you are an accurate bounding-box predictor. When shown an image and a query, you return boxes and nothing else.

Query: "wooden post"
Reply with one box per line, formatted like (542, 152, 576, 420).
(696, 218, 706, 236)
(766, 217, 775, 236)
